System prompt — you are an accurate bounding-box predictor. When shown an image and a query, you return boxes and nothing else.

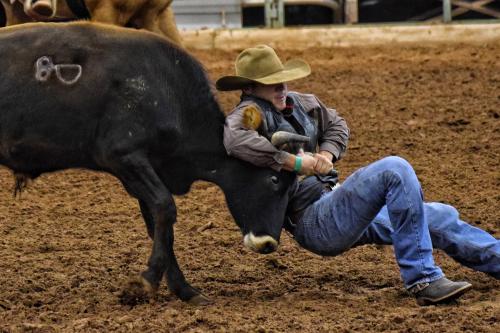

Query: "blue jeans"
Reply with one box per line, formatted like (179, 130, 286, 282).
(294, 156, 500, 288)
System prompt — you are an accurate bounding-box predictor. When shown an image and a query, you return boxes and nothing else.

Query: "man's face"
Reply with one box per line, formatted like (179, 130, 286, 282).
(246, 82, 288, 110)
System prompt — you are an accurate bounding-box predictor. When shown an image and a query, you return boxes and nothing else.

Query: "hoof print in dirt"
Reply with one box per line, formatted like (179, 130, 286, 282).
(265, 258, 287, 270)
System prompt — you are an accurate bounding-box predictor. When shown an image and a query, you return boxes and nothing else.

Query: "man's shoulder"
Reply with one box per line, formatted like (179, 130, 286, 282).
(288, 91, 321, 111)
(289, 91, 317, 99)
(228, 101, 264, 131)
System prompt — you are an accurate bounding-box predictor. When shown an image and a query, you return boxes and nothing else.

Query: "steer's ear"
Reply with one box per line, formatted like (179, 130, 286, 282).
(242, 105, 262, 131)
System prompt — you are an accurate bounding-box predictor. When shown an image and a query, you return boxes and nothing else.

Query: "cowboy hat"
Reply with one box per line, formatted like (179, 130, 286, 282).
(216, 45, 311, 91)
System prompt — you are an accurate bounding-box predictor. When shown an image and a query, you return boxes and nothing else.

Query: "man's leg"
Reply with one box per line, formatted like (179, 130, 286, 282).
(295, 156, 443, 288)
(427, 203, 499, 278)
(294, 156, 471, 305)
(354, 204, 500, 279)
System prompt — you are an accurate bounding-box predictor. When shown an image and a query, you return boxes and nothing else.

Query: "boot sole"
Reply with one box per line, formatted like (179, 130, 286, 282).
(416, 283, 472, 306)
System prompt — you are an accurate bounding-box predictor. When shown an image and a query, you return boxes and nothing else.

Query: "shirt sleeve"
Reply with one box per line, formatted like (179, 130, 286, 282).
(223, 104, 291, 171)
(315, 96, 350, 161)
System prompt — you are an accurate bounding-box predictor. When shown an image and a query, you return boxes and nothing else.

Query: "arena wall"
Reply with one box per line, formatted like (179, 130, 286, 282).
(181, 23, 500, 50)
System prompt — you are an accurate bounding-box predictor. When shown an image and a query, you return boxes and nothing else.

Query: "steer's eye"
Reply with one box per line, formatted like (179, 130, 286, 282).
(270, 176, 279, 184)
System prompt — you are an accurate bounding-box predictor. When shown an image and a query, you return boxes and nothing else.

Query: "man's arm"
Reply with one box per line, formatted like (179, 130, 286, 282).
(315, 97, 350, 162)
(224, 104, 318, 174)
(224, 105, 292, 171)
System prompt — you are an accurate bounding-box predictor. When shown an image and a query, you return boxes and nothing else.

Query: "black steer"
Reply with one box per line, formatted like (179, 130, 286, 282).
(0, 22, 296, 305)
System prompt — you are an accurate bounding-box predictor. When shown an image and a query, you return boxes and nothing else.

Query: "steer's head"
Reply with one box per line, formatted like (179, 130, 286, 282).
(222, 160, 296, 254)
(223, 131, 309, 254)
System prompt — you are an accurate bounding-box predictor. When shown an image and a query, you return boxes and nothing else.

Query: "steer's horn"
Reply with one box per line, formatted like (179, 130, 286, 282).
(271, 131, 310, 147)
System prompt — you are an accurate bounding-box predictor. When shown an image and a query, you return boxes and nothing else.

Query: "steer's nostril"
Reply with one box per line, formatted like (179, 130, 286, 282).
(260, 241, 277, 254)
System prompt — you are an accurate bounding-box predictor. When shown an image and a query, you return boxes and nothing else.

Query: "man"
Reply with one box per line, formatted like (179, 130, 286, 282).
(217, 45, 499, 306)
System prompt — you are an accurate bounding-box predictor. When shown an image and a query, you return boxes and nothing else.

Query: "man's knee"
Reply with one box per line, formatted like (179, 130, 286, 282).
(378, 156, 416, 181)
(381, 156, 412, 171)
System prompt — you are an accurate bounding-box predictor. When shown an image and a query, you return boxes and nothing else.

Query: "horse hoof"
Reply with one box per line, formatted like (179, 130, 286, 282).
(119, 276, 158, 306)
(187, 294, 212, 306)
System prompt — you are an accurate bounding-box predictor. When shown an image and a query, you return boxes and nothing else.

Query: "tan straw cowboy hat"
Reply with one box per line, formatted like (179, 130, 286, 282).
(216, 45, 311, 91)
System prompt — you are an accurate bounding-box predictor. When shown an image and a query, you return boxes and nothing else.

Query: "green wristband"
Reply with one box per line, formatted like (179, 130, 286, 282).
(294, 156, 303, 172)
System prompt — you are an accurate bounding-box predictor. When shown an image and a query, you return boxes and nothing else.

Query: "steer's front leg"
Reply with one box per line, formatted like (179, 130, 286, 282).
(138, 199, 210, 305)
(160, 222, 211, 305)
(112, 153, 209, 305)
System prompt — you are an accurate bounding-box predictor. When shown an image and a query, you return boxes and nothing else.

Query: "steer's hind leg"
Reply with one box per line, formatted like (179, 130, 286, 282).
(114, 154, 209, 305)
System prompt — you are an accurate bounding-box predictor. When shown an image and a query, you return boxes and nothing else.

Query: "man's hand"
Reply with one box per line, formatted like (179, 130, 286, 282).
(296, 150, 317, 176)
(313, 152, 334, 175)
(318, 150, 335, 163)
(282, 150, 335, 175)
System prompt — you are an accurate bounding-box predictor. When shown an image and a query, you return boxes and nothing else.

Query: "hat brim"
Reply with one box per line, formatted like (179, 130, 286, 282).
(216, 59, 311, 91)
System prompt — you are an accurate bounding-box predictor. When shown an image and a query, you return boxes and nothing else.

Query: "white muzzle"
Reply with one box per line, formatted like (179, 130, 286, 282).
(243, 232, 278, 254)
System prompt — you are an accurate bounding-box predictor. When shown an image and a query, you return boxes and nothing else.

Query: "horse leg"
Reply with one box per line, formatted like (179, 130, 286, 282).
(113, 152, 209, 305)
(131, 5, 182, 46)
(1, 0, 33, 25)
(158, 6, 182, 46)
(24, 0, 55, 19)
(90, 0, 130, 26)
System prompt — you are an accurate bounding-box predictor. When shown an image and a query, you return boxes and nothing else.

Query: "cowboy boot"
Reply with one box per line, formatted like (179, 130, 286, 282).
(410, 277, 472, 306)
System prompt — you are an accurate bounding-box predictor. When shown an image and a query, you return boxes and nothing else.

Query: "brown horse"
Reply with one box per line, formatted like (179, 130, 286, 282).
(0, 0, 182, 45)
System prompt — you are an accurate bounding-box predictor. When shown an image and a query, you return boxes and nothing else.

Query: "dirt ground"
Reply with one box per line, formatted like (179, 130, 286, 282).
(0, 40, 499, 332)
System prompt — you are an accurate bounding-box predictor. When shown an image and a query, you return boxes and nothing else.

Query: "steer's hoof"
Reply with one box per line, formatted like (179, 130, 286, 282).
(187, 293, 212, 306)
(119, 276, 158, 306)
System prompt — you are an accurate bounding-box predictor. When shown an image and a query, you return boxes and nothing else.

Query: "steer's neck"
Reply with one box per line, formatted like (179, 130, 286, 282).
(196, 146, 235, 181)
(193, 139, 250, 190)
(179, 93, 244, 189)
